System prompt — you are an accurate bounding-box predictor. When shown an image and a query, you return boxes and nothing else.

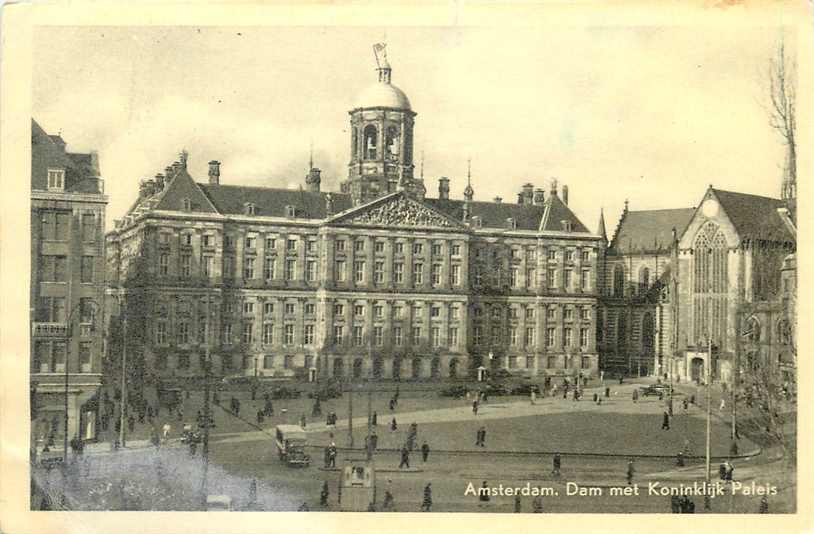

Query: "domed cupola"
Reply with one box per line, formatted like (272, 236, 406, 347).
(342, 44, 418, 205)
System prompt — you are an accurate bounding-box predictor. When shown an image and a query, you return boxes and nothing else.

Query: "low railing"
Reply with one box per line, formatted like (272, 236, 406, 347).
(32, 322, 68, 337)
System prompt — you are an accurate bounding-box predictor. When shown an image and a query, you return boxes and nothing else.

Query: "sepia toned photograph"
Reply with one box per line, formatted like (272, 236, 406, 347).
(2, 2, 806, 527)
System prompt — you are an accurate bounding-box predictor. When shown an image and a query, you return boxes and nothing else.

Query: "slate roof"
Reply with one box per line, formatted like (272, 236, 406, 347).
(199, 184, 354, 219)
(609, 208, 694, 254)
(426, 191, 589, 233)
(711, 188, 794, 243)
(31, 119, 102, 194)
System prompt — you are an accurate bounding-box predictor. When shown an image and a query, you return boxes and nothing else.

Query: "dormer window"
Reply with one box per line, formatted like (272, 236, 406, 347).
(506, 218, 516, 230)
(285, 205, 296, 218)
(561, 220, 572, 232)
(470, 216, 482, 229)
(244, 202, 257, 216)
(182, 198, 191, 211)
(47, 169, 65, 191)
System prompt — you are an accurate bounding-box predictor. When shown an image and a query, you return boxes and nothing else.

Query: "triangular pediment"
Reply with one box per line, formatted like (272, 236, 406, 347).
(327, 192, 466, 230)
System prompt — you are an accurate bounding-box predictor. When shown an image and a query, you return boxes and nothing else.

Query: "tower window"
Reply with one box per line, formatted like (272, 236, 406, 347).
(386, 126, 400, 160)
(244, 202, 257, 215)
(364, 125, 378, 160)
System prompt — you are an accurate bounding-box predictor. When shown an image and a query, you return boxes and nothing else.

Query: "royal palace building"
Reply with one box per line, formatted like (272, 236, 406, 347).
(31, 119, 108, 443)
(105, 53, 604, 383)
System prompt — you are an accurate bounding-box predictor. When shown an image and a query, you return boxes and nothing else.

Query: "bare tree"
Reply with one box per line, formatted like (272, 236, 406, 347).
(768, 38, 797, 186)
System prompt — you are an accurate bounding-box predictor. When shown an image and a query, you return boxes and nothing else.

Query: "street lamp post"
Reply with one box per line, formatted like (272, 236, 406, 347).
(63, 299, 99, 460)
(118, 313, 128, 448)
(704, 248, 713, 510)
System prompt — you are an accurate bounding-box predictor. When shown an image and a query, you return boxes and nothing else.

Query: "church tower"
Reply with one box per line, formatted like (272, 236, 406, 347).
(341, 44, 417, 205)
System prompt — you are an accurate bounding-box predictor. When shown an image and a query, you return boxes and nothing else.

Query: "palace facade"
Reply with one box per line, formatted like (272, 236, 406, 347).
(105, 55, 604, 383)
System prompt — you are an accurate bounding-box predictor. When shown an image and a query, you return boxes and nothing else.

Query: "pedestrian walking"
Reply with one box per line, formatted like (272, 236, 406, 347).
(532, 495, 544, 513)
(514, 494, 522, 513)
(759, 496, 769, 513)
(605, 386, 610, 398)
(370, 431, 378, 451)
(593, 393, 598, 403)
(399, 446, 410, 469)
(390, 418, 398, 432)
(626, 459, 635, 485)
(421, 440, 430, 462)
(552, 453, 561, 476)
(421, 483, 432, 512)
(324, 446, 331, 468)
(300, 413, 307, 429)
(724, 460, 734, 482)
(671, 494, 681, 513)
(383, 488, 395, 511)
(257, 410, 265, 424)
(389, 398, 396, 411)
(719, 398, 726, 411)
(372, 411, 378, 426)
(328, 443, 337, 468)
(531, 390, 536, 405)
(676, 451, 685, 467)
(473, 399, 479, 415)
(661, 410, 670, 430)
(235, 399, 241, 417)
(479, 426, 486, 447)
(632, 389, 639, 403)
(162, 422, 171, 442)
(320, 481, 329, 507)
(250, 383, 257, 401)
(479, 481, 490, 502)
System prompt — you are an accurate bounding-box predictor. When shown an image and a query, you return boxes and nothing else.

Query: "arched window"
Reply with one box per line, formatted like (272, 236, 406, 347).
(363, 125, 378, 160)
(613, 265, 625, 297)
(777, 319, 791, 345)
(351, 127, 358, 160)
(692, 222, 729, 347)
(638, 267, 650, 294)
(641, 312, 655, 355)
(746, 316, 761, 344)
(385, 126, 400, 160)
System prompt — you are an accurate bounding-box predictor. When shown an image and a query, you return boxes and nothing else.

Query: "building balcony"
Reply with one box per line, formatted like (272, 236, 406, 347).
(32, 322, 68, 337)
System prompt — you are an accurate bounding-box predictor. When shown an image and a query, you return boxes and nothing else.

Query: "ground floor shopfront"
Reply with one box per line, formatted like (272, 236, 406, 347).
(31, 376, 101, 447)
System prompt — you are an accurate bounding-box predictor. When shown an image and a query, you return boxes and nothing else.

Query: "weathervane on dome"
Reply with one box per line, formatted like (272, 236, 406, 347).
(373, 42, 391, 83)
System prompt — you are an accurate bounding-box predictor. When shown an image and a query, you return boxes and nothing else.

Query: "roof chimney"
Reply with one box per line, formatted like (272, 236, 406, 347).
(533, 188, 545, 205)
(562, 184, 569, 205)
(493, 196, 502, 203)
(438, 177, 450, 200)
(520, 183, 534, 204)
(154, 173, 165, 191)
(306, 167, 321, 192)
(208, 160, 220, 185)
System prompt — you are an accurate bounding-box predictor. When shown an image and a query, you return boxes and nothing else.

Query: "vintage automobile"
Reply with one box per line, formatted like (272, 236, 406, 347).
(640, 384, 671, 397)
(275, 425, 311, 467)
(206, 495, 233, 511)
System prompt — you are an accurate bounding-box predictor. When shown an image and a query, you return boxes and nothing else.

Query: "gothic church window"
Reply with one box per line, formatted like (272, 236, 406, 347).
(613, 265, 625, 297)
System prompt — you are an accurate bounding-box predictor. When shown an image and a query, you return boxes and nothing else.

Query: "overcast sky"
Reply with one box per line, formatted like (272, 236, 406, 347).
(32, 24, 791, 233)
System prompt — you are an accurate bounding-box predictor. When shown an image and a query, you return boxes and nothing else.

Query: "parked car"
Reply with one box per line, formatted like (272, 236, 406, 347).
(307, 383, 343, 400)
(640, 384, 670, 397)
(438, 385, 469, 398)
(509, 383, 541, 396)
(268, 386, 302, 400)
(275, 425, 311, 467)
(206, 495, 233, 511)
(484, 382, 511, 396)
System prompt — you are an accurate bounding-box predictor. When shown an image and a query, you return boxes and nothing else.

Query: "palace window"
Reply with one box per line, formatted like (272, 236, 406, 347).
(525, 328, 535, 347)
(263, 324, 274, 345)
(284, 324, 295, 345)
(264, 257, 275, 280)
(449, 327, 459, 347)
(304, 324, 315, 345)
(394, 263, 404, 284)
(285, 259, 296, 281)
(243, 323, 253, 344)
(306, 260, 317, 282)
(335, 260, 346, 282)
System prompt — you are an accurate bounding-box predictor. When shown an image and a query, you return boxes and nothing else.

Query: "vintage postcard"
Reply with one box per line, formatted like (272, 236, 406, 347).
(0, 1, 810, 533)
